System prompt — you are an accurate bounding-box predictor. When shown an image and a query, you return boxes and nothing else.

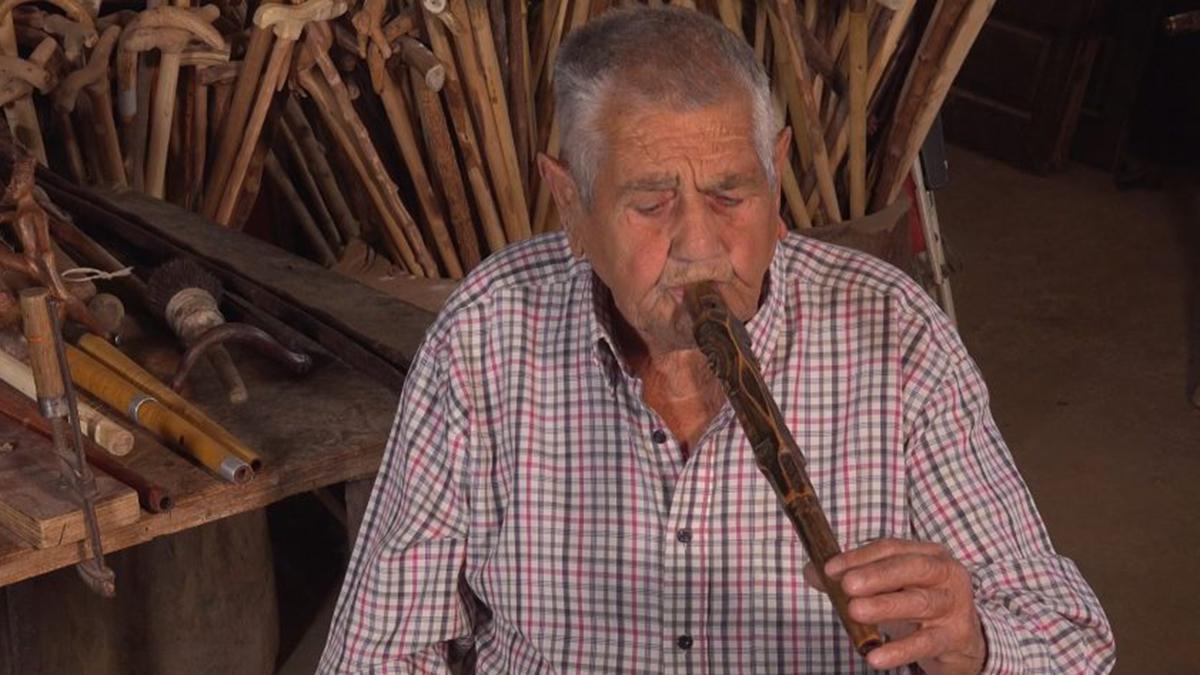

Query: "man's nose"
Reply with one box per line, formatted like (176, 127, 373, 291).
(670, 194, 723, 262)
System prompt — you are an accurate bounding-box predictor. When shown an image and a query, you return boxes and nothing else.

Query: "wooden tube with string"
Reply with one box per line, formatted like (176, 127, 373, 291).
(64, 345, 251, 483)
(73, 332, 262, 471)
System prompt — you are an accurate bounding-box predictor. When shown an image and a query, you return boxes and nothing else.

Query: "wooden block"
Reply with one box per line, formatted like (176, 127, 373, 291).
(0, 422, 139, 550)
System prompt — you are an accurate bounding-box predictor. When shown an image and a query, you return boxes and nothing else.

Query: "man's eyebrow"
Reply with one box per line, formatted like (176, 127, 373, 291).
(702, 172, 756, 192)
(619, 175, 679, 193)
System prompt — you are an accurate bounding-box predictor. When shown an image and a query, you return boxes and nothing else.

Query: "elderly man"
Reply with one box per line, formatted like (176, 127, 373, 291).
(320, 7, 1113, 674)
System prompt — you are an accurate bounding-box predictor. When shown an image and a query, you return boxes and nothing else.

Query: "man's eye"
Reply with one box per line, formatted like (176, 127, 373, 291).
(714, 195, 743, 208)
(634, 202, 667, 216)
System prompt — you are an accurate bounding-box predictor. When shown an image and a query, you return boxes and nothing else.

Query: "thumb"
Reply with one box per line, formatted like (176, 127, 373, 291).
(802, 562, 829, 593)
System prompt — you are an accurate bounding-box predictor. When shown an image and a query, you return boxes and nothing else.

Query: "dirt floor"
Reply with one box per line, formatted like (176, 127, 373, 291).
(280, 146, 1200, 674)
(937, 146, 1200, 674)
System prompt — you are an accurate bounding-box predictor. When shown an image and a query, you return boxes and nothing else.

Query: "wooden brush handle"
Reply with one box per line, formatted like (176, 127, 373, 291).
(683, 281, 882, 656)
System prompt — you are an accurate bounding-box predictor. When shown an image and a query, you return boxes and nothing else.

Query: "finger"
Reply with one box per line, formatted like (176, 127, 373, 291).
(803, 562, 828, 593)
(865, 625, 950, 671)
(848, 588, 954, 624)
(840, 553, 953, 598)
(825, 538, 945, 577)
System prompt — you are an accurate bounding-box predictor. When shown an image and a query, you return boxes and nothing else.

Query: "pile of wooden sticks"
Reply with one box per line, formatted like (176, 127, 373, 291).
(0, 0, 993, 279)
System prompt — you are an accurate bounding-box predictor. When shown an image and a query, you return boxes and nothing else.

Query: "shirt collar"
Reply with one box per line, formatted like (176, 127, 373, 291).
(578, 244, 787, 390)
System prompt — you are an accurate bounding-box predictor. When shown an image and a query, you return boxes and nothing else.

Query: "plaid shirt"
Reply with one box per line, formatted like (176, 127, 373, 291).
(320, 232, 1114, 674)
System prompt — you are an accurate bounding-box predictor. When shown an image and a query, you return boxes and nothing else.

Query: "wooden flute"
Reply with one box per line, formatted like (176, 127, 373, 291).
(683, 281, 883, 656)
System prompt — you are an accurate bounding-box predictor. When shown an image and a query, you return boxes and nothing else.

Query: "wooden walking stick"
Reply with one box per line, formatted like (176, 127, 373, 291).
(0, 38, 61, 178)
(201, 17, 274, 218)
(130, 6, 226, 199)
(374, 39, 465, 277)
(0, 0, 94, 165)
(506, 0, 533, 195)
(276, 117, 342, 252)
(433, 0, 530, 244)
(55, 25, 125, 187)
(282, 97, 361, 242)
(871, 0, 995, 210)
(806, 0, 915, 216)
(213, 0, 348, 228)
(848, 0, 869, 218)
(296, 24, 436, 276)
(265, 150, 338, 266)
(390, 47, 480, 270)
(461, 0, 530, 240)
(179, 47, 230, 208)
(420, 4, 507, 253)
(770, 0, 842, 224)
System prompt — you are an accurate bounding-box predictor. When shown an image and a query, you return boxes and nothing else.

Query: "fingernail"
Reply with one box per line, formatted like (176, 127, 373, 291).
(825, 558, 843, 577)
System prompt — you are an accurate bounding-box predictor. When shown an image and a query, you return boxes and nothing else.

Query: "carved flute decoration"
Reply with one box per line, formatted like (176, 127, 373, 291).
(683, 280, 882, 656)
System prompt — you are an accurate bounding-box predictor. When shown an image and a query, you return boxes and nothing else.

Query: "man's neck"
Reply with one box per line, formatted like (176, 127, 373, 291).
(618, 326, 724, 452)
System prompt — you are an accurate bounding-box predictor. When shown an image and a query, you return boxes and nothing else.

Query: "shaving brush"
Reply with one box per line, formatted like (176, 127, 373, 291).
(147, 259, 247, 403)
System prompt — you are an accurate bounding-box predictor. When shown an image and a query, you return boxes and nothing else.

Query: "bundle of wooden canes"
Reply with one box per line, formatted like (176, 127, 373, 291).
(0, 0, 994, 279)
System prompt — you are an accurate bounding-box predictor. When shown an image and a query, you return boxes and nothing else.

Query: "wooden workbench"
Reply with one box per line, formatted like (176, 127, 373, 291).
(0, 340, 397, 588)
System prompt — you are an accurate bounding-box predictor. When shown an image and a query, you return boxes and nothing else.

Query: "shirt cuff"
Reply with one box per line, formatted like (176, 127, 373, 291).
(976, 603, 1023, 675)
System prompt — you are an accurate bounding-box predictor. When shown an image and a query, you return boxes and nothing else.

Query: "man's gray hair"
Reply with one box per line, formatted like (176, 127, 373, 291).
(553, 6, 782, 207)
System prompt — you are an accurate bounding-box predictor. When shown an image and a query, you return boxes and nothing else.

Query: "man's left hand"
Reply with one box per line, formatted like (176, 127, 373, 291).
(803, 539, 987, 675)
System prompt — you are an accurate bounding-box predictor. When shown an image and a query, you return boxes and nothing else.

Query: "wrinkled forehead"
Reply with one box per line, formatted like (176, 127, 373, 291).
(597, 93, 762, 173)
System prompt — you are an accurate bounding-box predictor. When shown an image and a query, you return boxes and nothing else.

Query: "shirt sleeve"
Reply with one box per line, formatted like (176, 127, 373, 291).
(318, 323, 473, 674)
(902, 315, 1116, 674)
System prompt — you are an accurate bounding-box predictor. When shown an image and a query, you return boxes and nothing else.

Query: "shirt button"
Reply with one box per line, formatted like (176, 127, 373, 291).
(676, 634, 693, 650)
(652, 429, 668, 444)
(675, 528, 692, 544)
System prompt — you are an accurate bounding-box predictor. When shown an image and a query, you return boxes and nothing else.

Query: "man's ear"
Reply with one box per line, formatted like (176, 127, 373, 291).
(536, 152, 586, 257)
(772, 127, 793, 239)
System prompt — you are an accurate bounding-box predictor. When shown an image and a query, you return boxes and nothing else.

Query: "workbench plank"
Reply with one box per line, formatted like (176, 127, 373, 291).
(0, 346, 398, 587)
(0, 424, 139, 549)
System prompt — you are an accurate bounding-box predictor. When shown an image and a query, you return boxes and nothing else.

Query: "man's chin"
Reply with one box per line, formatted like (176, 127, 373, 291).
(639, 312, 698, 354)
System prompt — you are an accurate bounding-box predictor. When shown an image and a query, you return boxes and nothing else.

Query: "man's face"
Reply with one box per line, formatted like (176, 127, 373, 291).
(545, 95, 788, 355)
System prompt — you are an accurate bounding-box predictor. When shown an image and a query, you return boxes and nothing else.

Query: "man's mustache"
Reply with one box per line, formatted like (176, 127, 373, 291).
(658, 261, 736, 290)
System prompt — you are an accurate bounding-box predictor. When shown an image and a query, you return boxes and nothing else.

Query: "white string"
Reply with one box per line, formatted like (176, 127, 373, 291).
(61, 266, 135, 282)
